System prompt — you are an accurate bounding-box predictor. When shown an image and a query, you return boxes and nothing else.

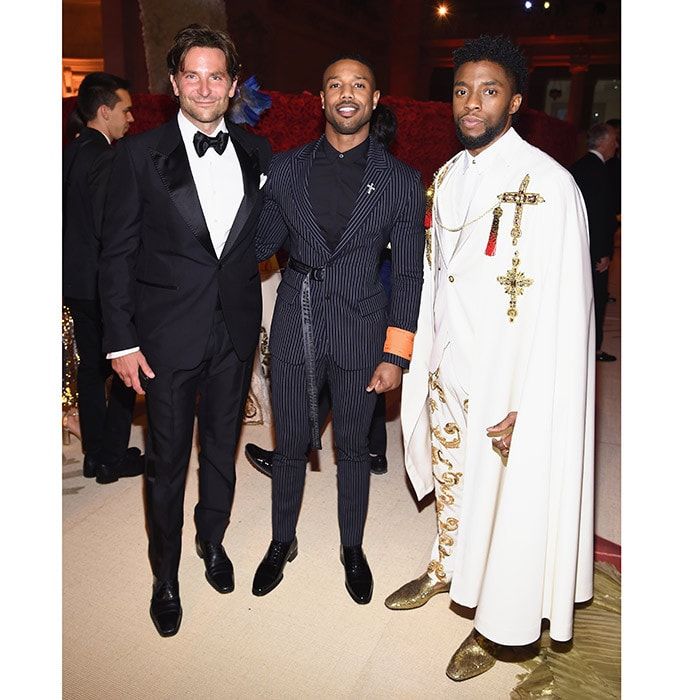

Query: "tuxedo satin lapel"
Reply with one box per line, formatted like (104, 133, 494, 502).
(332, 137, 390, 256)
(293, 139, 331, 255)
(220, 132, 259, 260)
(150, 121, 216, 259)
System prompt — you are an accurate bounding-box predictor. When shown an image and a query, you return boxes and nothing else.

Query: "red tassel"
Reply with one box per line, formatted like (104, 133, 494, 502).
(485, 206, 502, 256)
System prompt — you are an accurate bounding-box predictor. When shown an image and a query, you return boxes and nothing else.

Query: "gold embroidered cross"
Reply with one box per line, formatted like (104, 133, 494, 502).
(497, 174, 545, 246)
(497, 252, 534, 322)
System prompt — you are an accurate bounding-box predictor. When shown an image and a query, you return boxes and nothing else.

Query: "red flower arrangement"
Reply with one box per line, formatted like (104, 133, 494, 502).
(63, 91, 578, 186)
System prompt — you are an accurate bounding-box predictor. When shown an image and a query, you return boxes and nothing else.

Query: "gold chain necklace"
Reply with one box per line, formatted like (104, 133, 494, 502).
(433, 194, 499, 233)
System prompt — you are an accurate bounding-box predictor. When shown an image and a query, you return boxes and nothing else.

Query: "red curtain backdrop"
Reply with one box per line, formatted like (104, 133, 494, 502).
(63, 92, 578, 185)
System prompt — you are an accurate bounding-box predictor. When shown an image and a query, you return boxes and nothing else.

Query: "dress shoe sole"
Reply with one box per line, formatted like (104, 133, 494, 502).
(370, 466, 387, 475)
(252, 547, 298, 596)
(244, 448, 272, 478)
(95, 472, 119, 485)
(149, 607, 182, 637)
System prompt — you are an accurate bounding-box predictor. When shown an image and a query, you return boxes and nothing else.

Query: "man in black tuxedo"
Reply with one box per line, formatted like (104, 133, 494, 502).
(252, 56, 424, 604)
(569, 122, 618, 362)
(63, 72, 144, 484)
(100, 24, 272, 637)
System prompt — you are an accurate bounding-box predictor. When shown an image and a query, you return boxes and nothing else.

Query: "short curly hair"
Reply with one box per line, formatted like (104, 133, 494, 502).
(453, 35, 528, 97)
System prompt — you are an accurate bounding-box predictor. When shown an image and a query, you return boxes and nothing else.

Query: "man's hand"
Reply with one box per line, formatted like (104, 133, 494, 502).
(486, 411, 517, 464)
(112, 350, 155, 395)
(366, 362, 402, 394)
(595, 256, 610, 273)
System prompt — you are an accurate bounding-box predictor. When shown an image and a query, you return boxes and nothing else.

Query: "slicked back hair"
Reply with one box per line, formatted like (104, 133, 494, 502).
(166, 23, 240, 83)
(76, 72, 130, 124)
(453, 34, 528, 97)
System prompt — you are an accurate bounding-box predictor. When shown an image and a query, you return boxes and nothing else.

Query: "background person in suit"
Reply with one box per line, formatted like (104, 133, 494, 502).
(99, 24, 272, 637)
(62, 72, 144, 485)
(569, 122, 619, 361)
(251, 57, 424, 605)
(244, 103, 399, 478)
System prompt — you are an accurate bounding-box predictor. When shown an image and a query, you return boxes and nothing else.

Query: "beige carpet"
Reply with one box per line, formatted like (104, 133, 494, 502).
(64, 401, 526, 698)
(63, 245, 620, 698)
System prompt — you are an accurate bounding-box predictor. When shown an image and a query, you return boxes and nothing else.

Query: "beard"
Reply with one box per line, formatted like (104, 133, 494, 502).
(454, 107, 511, 151)
(325, 105, 372, 136)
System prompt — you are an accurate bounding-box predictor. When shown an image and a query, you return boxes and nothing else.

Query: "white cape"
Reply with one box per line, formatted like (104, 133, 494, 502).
(401, 130, 595, 645)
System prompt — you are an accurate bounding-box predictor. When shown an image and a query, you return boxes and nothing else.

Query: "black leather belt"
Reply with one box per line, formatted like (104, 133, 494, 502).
(288, 257, 325, 281)
(288, 257, 324, 449)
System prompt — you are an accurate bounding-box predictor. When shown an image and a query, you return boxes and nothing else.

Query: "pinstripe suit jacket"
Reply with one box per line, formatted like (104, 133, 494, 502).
(256, 135, 425, 371)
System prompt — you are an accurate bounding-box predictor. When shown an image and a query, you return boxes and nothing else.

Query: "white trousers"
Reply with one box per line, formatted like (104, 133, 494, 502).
(426, 354, 469, 583)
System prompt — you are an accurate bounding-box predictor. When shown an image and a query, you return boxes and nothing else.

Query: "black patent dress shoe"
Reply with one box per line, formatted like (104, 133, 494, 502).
(150, 579, 182, 637)
(340, 546, 373, 604)
(196, 536, 234, 593)
(596, 351, 617, 362)
(370, 454, 388, 475)
(96, 447, 145, 484)
(83, 454, 100, 479)
(244, 443, 274, 478)
(252, 538, 298, 596)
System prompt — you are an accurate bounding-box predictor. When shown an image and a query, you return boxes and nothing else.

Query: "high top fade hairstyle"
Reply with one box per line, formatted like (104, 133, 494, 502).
(166, 23, 241, 83)
(453, 34, 529, 99)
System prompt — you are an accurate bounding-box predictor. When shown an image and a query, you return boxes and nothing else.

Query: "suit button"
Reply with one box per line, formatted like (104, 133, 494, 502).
(448, 275, 455, 282)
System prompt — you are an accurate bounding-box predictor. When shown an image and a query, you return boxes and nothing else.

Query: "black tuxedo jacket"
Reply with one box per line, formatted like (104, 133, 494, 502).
(63, 127, 115, 300)
(99, 116, 272, 368)
(569, 152, 616, 263)
(256, 135, 425, 371)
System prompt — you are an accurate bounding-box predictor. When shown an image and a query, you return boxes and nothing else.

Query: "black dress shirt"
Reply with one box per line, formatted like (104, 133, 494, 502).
(309, 136, 369, 250)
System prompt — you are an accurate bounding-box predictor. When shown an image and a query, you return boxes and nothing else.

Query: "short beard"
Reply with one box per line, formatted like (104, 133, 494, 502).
(326, 109, 371, 136)
(455, 109, 510, 151)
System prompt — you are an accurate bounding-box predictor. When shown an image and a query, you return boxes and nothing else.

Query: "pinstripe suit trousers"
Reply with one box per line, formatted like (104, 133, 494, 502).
(270, 354, 377, 546)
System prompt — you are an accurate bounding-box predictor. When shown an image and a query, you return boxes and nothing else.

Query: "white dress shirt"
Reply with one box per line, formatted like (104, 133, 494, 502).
(107, 111, 244, 359)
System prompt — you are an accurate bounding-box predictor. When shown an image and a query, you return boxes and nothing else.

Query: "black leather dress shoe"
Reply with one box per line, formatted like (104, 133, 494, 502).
(596, 351, 617, 362)
(83, 454, 99, 479)
(252, 538, 298, 596)
(196, 536, 234, 593)
(244, 443, 273, 478)
(96, 447, 145, 484)
(340, 546, 373, 604)
(150, 579, 182, 637)
(370, 454, 388, 475)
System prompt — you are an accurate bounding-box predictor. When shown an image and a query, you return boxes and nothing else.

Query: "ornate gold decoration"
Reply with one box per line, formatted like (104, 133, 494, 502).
(62, 305, 79, 410)
(497, 252, 534, 322)
(497, 174, 545, 247)
(428, 369, 447, 404)
(425, 226, 432, 268)
(431, 422, 461, 449)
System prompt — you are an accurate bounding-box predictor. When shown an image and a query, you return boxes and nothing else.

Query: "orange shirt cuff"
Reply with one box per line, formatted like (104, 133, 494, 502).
(383, 327, 415, 361)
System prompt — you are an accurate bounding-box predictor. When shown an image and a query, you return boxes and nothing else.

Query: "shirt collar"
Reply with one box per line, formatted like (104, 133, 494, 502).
(321, 135, 369, 164)
(463, 126, 518, 175)
(177, 110, 228, 142)
(589, 149, 605, 162)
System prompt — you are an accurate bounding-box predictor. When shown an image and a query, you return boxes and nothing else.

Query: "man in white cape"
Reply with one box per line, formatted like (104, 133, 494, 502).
(386, 35, 596, 682)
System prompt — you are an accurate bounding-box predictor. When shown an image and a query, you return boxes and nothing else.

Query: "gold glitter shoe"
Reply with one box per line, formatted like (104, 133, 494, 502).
(446, 629, 498, 681)
(384, 572, 450, 610)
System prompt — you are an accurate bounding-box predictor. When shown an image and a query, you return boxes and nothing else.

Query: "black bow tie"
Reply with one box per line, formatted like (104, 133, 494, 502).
(193, 130, 229, 157)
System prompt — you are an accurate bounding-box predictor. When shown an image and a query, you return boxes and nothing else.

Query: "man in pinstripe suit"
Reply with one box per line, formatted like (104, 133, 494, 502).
(253, 56, 425, 604)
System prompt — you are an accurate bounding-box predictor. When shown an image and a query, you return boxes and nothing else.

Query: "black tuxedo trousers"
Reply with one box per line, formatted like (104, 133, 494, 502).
(144, 309, 253, 581)
(66, 297, 135, 463)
